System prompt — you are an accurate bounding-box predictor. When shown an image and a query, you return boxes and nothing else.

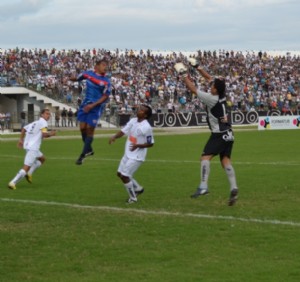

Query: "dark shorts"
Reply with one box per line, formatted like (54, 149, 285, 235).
(77, 104, 105, 127)
(202, 130, 234, 160)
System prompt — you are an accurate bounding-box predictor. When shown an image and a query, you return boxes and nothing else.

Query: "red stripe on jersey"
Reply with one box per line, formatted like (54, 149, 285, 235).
(83, 74, 108, 86)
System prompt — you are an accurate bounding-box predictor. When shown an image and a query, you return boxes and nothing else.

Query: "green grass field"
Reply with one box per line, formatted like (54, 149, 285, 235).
(1, 129, 300, 282)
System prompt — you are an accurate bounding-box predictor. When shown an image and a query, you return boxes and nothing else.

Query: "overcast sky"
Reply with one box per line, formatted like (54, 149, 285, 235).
(0, 0, 299, 52)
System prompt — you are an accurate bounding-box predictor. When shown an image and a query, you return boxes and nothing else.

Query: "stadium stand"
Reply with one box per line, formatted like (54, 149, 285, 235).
(0, 47, 299, 130)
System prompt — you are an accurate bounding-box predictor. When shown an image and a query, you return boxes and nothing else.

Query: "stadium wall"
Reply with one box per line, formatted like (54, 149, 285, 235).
(118, 110, 300, 127)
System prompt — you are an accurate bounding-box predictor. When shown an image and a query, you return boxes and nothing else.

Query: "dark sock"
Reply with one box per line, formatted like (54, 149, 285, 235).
(81, 132, 87, 143)
(82, 136, 93, 156)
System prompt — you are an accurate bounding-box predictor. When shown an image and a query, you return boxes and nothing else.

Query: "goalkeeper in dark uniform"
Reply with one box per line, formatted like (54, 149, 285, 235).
(174, 59, 239, 206)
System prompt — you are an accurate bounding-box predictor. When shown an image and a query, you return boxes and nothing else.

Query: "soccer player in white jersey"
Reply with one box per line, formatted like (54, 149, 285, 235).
(8, 109, 56, 190)
(174, 59, 239, 206)
(109, 104, 154, 204)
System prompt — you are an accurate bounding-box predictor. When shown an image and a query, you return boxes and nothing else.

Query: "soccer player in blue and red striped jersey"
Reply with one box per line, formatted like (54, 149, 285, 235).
(70, 59, 111, 165)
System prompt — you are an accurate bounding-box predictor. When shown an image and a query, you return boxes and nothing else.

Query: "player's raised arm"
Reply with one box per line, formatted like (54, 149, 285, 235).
(174, 62, 197, 93)
(187, 57, 213, 82)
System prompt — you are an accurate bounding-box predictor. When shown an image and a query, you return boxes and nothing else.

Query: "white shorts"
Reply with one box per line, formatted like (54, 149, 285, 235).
(24, 150, 43, 166)
(117, 155, 142, 178)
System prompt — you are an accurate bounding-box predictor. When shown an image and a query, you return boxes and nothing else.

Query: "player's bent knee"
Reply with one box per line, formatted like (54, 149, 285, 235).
(39, 156, 46, 164)
(120, 175, 130, 183)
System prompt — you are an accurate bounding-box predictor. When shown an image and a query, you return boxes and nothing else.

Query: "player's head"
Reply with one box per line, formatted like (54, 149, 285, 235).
(211, 77, 226, 98)
(214, 77, 226, 97)
(40, 108, 51, 121)
(137, 104, 152, 120)
(95, 58, 109, 74)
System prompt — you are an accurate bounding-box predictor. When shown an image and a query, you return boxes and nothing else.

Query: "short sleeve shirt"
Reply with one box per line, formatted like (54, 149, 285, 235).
(23, 117, 48, 150)
(122, 118, 154, 161)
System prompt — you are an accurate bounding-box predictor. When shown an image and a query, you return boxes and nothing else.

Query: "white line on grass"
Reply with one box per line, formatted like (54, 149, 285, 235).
(1, 198, 300, 227)
(1, 154, 300, 166)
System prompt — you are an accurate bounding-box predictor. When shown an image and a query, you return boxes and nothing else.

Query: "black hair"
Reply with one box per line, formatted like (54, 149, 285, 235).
(96, 58, 109, 65)
(214, 77, 226, 98)
(142, 104, 152, 120)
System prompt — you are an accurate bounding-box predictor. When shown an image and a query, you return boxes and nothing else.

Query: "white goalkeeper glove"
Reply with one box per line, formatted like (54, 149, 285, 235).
(187, 57, 200, 68)
(174, 63, 188, 78)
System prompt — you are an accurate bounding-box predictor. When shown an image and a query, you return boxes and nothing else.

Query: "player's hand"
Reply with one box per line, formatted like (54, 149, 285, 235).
(83, 104, 93, 113)
(187, 57, 200, 68)
(130, 144, 138, 151)
(17, 139, 23, 149)
(50, 130, 57, 136)
(109, 136, 116, 144)
(69, 76, 78, 82)
(174, 63, 188, 77)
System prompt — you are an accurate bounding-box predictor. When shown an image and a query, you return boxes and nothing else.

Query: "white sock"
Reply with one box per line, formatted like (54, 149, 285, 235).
(124, 181, 137, 200)
(132, 178, 142, 191)
(224, 164, 238, 191)
(199, 160, 210, 189)
(11, 169, 26, 184)
(28, 160, 42, 175)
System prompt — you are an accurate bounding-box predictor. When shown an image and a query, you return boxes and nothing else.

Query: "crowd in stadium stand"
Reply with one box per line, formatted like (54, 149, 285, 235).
(0, 47, 299, 117)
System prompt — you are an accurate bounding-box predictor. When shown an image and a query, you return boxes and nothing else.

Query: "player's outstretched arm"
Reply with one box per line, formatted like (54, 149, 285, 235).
(183, 76, 197, 94)
(187, 58, 212, 82)
(109, 131, 125, 144)
(174, 62, 197, 93)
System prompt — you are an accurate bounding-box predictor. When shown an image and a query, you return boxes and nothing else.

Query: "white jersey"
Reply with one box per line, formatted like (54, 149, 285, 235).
(121, 117, 154, 161)
(23, 117, 48, 150)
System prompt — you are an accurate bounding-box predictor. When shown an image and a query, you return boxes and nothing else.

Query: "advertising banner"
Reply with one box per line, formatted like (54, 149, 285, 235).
(258, 116, 300, 130)
(118, 110, 300, 128)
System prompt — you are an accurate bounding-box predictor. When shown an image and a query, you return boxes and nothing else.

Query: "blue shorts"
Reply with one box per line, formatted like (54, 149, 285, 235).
(77, 104, 105, 127)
